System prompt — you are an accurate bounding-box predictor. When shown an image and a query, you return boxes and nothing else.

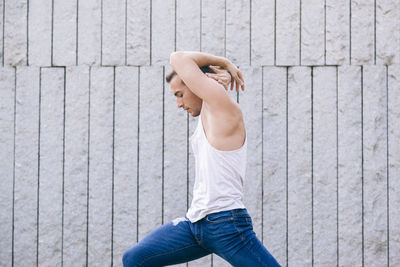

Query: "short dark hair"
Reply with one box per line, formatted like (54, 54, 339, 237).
(166, 65, 215, 84)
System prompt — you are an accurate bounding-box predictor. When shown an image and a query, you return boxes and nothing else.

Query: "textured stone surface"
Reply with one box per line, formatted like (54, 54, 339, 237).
(251, 0, 274, 66)
(164, 65, 188, 224)
(301, 0, 325, 65)
(78, 0, 101, 65)
(313, 67, 337, 266)
(363, 65, 388, 265)
(88, 67, 114, 265)
(276, 0, 300, 66)
(337, 65, 362, 266)
(388, 65, 400, 266)
(287, 66, 312, 267)
(38, 68, 64, 266)
(152, 0, 175, 65)
(126, 0, 150, 65)
(326, 0, 350, 65)
(351, 0, 374, 64)
(200, 0, 225, 57)
(113, 67, 139, 266)
(138, 66, 163, 239)
(263, 66, 287, 265)
(4, 0, 27, 66)
(376, 0, 400, 65)
(29, 0, 52, 66)
(226, 0, 250, 66)
(13, 66, 40, 266)
(176, 0, 200, 52)
(239, 66, 263, 237)
(53, 0, 77, 66)
(0, 67, 15, 266)
(102, 0, 125, 66)
(63, 66, 89, 266)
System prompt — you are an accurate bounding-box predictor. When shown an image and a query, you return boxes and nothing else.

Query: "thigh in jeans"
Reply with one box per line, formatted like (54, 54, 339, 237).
(122, 217, 210, 267)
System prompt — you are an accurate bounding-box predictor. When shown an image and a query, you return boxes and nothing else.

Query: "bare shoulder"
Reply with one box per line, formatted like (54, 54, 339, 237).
(202, 100, 246, 151)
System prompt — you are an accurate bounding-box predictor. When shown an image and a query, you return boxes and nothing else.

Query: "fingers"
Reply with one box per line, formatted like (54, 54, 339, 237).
(209, 65, 224, 74)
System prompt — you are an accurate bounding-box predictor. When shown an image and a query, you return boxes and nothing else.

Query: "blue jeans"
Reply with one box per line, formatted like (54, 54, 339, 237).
(122, 209, 281, 266)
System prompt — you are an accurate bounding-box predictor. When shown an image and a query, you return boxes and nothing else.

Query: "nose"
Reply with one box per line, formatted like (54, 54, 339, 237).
(176, 97, 183, 108)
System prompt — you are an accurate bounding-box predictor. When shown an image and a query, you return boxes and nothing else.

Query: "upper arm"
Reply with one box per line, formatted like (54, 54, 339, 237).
(170, 52, 231, 108)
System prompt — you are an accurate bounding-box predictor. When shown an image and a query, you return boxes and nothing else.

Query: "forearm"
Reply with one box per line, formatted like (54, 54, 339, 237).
(170, 51, 229, 69)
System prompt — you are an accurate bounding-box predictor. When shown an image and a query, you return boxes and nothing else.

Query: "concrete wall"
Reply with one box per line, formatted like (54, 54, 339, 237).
(0, 0, 399, 266)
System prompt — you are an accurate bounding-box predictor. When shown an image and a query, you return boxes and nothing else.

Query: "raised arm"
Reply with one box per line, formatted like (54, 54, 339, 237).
(169, 51, 244, 106)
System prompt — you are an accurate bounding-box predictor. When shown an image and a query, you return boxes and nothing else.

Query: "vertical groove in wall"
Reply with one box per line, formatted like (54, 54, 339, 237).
(162, 66, 165, 224)
(285, 67, 289, 267)
(336, 66, 339, 267)
(174, 0, 176, 52)
(37, 67, 42, 267)
(136, 67, 140, 243)
(311, 67, 314, 267)
(261, 66, 264, 243)
(51, 0, 54, 66)
(249, 0, 252, 65)
(2, 0, 5, 66)
(86, 66, 91, 267)
(100, 0, 103, 66)
(27, 0, 30, 65)
(385, 65, 389, 266)
(124, 0, 127, 65)
(150, 0, 152, 65)
(110, 66, 116, 266)
(349, 0, 352, 65)
(224, 0, 226, 57)
(299, 0, 302, 65)
(12, 67, 17, 267)
(61, 67, 66, 267)
(274, 0, 276, 65)
(361, 66, 364, 267)
(374, 0, 376, 65)
(186, 113, 189, 210)
(324, 0, 327, 65)
(76, 0, 79, 65)
(200, 0, 202, 51)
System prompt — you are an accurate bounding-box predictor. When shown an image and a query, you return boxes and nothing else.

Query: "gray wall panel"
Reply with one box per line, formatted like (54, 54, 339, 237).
(351, 0, 375, 64)
(28, 0, 51, 66)
(0, 67, 15, 266)
(63, 66, 89, 266)
(326, 0, 350, 65)
(338, 65, 363, 267)
(78, 0, 101, 65)
(388, 65, 400, 267)
(152, 0, 175, 66)
(313, 67, 337, 266)
(200, 0, 225, 57)
(38, 67, 64, 266)
(251, 0, 274, 66)
(13, 66, 40, 266)
(301, 0, 325, 65)
(138, 66, 163, 239)
(53, 0, 77, 66)
(287, 66, 312, 266)
(363, 65, 388, 265)
(126, 0, 150, 66)
(176, 0, 200, 52)
(88, 66, 114, 265)
(262, 67, 287, 265)
(276, 0, 300, 65)
(113, 66, 139, 266)
(102, 0, 125, 66)
(4, 0, 27, 66)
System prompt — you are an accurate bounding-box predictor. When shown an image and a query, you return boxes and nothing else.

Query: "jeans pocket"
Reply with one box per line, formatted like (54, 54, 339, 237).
(205, 213, 234, 224)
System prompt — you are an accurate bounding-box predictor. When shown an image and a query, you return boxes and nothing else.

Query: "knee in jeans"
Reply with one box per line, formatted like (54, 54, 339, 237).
(122, 246, 143, 267)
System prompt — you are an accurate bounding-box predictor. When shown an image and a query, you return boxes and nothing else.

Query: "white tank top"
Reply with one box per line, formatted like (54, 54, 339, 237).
(186, 114, 247, 222)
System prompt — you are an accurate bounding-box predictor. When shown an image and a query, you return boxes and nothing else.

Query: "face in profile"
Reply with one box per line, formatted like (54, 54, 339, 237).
(169, 75, 202, 117)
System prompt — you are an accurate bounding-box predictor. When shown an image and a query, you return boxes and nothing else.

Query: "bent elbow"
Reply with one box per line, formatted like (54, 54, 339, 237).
(170, 51, 185, 67)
